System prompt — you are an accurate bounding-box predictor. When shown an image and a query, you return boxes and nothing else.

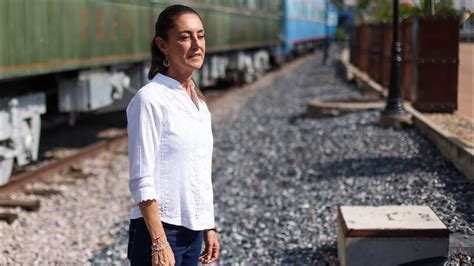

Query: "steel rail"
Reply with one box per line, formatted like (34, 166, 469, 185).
(0, 135, 128, 197)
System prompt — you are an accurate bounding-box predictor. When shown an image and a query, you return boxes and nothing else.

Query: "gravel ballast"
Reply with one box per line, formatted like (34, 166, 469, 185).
(1, 53, 472, 265)
(209, 55, 472, 264)
(0, 146, 132, 264)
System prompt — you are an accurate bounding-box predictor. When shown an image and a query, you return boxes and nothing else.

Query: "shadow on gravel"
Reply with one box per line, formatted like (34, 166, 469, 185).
(281, 242, 338, 265)
(39, 111, 127, 154)
(89, 220, 130, 264)
(439, 177, 474, 233)
(288, 113, 307, 125)
(307, 152, 473, 234)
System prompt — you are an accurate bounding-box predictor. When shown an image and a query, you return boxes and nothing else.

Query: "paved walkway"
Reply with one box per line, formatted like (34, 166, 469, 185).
(458, 43, 473, 121)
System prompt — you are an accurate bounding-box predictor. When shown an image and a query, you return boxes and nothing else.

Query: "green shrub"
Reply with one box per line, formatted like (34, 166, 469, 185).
(353, 0, 459, 24)
(335, 27, 350, 42)
(411, 0, 458, 16)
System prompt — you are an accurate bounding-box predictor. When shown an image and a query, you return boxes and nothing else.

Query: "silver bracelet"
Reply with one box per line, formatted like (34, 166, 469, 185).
(151, 242, 168, 255)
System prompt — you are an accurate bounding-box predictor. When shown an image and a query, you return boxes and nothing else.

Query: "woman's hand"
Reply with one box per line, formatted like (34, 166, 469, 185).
(152, 238, 175, 266)
(199, 229, 220, 264)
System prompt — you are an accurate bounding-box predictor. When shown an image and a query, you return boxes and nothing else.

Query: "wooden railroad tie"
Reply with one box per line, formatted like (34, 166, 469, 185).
(0, 213, 19, 224)
(24, 188, 62, 196)
(0, 198, 41, 211)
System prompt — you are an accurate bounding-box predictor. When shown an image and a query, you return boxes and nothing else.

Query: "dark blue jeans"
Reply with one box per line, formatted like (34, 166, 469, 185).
(128, 218, 204, 266)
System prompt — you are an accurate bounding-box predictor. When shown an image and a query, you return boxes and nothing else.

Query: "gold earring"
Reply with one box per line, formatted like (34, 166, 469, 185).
(163, 55, 170, 67)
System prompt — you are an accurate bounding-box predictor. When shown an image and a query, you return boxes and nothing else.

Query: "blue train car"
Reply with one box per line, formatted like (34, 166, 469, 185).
(282, 0, 338, 56)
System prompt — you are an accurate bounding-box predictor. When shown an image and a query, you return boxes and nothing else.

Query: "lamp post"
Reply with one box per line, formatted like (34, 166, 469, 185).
(380, 0, 411, 128)
(323, 0, 330, 64)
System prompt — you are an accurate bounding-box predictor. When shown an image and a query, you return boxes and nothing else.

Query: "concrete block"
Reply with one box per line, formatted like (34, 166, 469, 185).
(307, 99, 385, 118)
(338, 206, 449, 266)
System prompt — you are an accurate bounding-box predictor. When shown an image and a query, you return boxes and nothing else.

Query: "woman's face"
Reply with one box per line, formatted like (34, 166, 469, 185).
(157, 13, 206, 73)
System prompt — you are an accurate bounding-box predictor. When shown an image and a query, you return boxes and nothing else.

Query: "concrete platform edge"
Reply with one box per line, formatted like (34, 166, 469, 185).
(336, 56, 474, 181)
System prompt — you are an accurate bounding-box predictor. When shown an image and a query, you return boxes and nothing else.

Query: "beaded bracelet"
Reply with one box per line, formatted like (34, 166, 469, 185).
(205, 228, 217, 233)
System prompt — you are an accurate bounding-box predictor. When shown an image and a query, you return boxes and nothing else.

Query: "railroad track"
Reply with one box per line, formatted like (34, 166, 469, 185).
(0, 134, 128, 196)
(0, 89, 230, 224)
(0, 134, 128, 223)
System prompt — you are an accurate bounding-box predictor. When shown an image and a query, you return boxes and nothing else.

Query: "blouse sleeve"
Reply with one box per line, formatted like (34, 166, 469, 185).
(126, 92, 162, 205)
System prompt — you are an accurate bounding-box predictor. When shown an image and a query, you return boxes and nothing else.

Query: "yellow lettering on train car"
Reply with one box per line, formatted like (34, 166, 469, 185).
(111, 7, 119, 41)
(123, 10, 132, 41)
(145, 12, 153, 40)
(80, 7, 89, 44)
(95, 8, 105, 41)
(79, 6, 148, 43)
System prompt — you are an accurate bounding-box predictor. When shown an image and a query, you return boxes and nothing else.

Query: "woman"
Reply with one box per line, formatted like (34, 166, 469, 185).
(126, 5, 219, 266)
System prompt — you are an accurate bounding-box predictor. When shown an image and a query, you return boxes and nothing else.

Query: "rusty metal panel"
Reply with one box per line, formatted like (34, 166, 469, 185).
(401, 19, 413, 101)
(416, 16, 459, 59)
(413, 16, 459, 112)
(358, 24, 370, 72)
(350, 26, 360, 67)
(368, 23, 384, 84)
(381, 23, 394, 89)
(416, 63, 458, 112)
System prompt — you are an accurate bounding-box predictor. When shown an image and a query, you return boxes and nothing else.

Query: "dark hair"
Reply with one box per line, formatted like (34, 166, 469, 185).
(148, 5, 201, 80)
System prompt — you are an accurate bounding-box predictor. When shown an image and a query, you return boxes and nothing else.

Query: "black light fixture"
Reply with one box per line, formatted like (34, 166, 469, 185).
(323, 0, 330, 64)
(380, 0, 409, 125)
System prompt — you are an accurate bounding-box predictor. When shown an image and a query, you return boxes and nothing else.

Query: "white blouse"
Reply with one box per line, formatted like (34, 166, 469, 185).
(126, 73, 215, 231)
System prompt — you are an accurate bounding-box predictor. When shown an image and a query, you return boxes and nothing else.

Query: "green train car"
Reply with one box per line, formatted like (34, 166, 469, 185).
(0, 0, 283, 185)
(1, 0, 282, 80)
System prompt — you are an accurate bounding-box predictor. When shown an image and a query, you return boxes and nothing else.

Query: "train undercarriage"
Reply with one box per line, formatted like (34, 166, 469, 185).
(0, 48, 273, 185)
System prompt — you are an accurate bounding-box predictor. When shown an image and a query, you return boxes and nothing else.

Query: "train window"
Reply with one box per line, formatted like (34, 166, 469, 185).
(301, 2, 307, 17)
(315, 8, 320, 21)
(314, 5, 317, 20)
(294, 0, 302, 17)
(308, 1, 312, 18)
(288, 0, 293, 16)
(289, 0, 302, 17)
(299, 0, 304, 17)
(292, 0, 298, 17)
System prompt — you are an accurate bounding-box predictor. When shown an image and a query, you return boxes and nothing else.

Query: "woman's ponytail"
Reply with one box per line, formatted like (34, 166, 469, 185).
(148, 39, 164, 80)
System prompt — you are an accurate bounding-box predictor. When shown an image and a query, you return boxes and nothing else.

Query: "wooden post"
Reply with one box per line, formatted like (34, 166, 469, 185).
(0, 198, 40, 211)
